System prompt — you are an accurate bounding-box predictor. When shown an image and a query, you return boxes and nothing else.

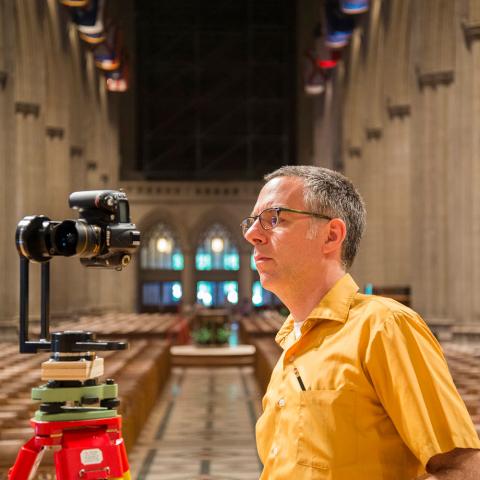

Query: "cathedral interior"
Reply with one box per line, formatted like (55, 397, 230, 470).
(1, 0, 480, 478)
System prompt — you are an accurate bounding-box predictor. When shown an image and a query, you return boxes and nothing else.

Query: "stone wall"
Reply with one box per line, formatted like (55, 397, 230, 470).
(0, 0, 128, 330)
(312, 0, 480, 324)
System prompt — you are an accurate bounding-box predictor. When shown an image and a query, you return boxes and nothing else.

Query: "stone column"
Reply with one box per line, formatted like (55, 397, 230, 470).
(181, 251, 196, 307)
(42, 0, 72, 320)
(346, 1, 387, 288)
(343, 31, 366, 284)
(468, 23, 480, 324)
(0, 0, 17, 331)
(238, 250, 253, 306)
(296, 0, 319, 164)
(12, 0, 48, 323)
(410, 0, 455, 320)
(448, 20, 473, 325)
(382, 112, 411, 287)
(382, 0, 412, 288)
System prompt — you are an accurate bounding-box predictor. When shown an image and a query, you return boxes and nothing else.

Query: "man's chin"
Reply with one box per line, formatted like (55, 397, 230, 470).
(258, 274, 277, 294)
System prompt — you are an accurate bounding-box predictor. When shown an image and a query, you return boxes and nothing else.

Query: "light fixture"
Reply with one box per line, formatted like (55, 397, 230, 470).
(211, 237, 224, 253)
(156, 237, 172, 253)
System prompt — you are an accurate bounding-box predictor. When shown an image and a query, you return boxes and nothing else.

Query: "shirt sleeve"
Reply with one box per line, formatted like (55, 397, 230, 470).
(365, 309, 480, 467)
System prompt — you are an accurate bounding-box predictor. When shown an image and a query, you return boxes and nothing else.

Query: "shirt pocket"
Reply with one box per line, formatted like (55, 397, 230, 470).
(296, 389, 357, 470)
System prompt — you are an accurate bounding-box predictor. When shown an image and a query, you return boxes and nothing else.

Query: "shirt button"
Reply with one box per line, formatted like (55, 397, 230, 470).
(289, 355, 295, 362)
(278, 398, 286, 407)
(271, 446, 278, 457)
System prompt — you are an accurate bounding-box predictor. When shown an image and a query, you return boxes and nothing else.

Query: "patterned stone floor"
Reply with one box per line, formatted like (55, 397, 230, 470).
(128, 367, 263, 480)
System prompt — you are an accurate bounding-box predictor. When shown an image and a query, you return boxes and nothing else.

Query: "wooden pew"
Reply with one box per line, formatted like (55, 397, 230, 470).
(251, 338, 282, 394)
(370, 285, 411, 307)
(239, 310, 286, 342)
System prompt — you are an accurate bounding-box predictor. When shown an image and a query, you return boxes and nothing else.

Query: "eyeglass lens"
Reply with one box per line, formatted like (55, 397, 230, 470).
(242, 208, 278, 235)
(260, 209, 278, 229)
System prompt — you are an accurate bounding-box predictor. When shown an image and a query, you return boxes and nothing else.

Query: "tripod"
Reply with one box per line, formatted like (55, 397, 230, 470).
(8, 258, 131, 479)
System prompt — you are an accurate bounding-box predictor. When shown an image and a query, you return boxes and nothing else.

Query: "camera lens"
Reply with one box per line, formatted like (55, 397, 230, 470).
(53, 220, 101, 257)
(54, 221, 79, 256)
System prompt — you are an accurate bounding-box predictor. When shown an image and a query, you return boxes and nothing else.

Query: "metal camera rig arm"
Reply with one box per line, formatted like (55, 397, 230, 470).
(18, 254, 127, 354)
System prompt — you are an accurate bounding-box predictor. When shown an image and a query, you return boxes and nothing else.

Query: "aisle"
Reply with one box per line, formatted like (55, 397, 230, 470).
(129, 367, 264, 480)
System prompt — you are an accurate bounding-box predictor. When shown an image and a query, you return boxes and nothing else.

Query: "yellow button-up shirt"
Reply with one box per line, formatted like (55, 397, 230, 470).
(256, 274, 480, 480)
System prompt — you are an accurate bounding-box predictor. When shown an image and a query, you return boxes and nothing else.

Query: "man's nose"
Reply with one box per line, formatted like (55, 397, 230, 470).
(244, 218, 267, 245)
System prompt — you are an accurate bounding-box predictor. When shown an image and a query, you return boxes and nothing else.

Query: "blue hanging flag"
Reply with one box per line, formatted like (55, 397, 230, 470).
(94, 24, 121, 71)
(71, 0, 106, 45)
(340, 0, 369, 15)
(325, 0, 355, 49)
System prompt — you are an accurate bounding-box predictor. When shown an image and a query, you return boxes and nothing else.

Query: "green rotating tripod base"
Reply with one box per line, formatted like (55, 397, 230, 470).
(32, 380, 120, 422)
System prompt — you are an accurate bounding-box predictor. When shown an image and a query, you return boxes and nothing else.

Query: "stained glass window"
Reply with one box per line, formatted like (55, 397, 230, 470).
(195, 223, 239, 271)
(142, 281, 182, 306)
(140, 223, 184, 270)
(197, 281, 239, 307)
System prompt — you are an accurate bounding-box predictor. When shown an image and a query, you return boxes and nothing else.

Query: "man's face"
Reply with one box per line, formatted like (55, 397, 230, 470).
(244, 176, 327, 296)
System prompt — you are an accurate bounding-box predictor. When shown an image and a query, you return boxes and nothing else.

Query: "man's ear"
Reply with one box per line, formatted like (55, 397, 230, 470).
(322, 218, 347, 255)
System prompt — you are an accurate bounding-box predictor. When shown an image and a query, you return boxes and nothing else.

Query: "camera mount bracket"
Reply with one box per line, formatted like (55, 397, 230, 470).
(19, 256, 127, 354)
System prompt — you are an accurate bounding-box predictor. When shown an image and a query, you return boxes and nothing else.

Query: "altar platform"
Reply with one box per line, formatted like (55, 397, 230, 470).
(170, 345, 256, 367)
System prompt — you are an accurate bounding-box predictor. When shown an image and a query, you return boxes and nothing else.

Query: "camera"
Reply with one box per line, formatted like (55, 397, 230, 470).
(16, 190, 140, 269)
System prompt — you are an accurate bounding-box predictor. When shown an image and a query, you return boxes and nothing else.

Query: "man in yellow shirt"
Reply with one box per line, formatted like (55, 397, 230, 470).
(241, 166, 480, 479)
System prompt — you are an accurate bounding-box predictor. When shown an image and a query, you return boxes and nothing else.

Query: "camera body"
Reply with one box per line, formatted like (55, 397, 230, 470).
(16, 190, 140, 269)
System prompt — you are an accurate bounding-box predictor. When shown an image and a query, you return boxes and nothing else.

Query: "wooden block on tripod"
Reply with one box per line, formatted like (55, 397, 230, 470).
(41, 358, 104, 381)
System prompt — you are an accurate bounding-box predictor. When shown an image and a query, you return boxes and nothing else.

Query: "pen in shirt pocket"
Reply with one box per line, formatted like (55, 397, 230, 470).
(293, 366, 307, 391)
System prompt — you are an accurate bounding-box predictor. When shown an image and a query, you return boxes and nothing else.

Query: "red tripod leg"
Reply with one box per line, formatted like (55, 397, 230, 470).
(119, 438, 131, 478)
(8, 436, 45, 480)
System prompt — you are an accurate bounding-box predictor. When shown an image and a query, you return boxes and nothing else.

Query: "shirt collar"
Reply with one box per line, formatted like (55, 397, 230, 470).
(275, 273, 359, 347)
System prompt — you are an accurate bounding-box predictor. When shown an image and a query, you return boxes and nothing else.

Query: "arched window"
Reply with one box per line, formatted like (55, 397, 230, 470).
(141, 223, 184, 270)
(139, 222, 183, 311)
(196, 281, 238, 307)
(196, 223, 239, 271)
(195, 223, 239, 307)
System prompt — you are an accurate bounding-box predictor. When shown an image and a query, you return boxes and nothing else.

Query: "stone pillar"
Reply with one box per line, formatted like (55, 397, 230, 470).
(343, 31, 366, 283)
(382, 0, 412, 288)
(468, 21, 480, 323)
(42, 0, 72, 319)
(12, 0, 48, 323)
(411, 0, 455, 320)
(181, 251, 196, 307)
(296, 0, 319, 164)
(0, 0, 17, 330)
(312, 68, 343, 170)
(382, 112, 411, 286)
(344, 2, 387, 288)
(239, 250, 253, 306)
(447, 19, 472, 325)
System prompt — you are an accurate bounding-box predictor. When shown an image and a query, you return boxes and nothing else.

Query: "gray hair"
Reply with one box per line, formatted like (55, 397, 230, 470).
(264, 165, 366, 269)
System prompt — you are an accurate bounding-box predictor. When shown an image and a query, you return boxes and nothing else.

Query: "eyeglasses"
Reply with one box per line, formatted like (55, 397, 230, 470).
(240, 207, 332, 236)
